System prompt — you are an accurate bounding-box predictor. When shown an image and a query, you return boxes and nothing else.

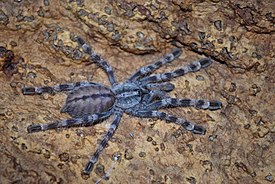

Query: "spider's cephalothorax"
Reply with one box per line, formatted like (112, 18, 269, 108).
(22, 36, 222, 175)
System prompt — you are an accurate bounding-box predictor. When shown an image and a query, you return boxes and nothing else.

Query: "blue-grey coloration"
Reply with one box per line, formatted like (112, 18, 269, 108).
(22, 36, 222, 175)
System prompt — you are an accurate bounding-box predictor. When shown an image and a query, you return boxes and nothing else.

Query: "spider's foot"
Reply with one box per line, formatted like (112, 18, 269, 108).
(171, 48, 182, 58)
(76, 36, 92, 54)
(209, 101, 222, 110)
(182, 121, 206, 135)
(22, 87, 37, 95)
(83, 161, 94, 175)
(195, 100, 223, 110)
(199, 58, 212, 68)
(192, 125, 206, 135)
(27, 124, 42, 133)
(75, 36, 85, 46)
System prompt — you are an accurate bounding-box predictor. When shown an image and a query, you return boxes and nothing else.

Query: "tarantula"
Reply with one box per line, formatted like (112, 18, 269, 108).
(22, 36, 222, 175)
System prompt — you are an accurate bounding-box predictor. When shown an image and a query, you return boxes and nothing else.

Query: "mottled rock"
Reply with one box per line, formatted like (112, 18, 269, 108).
(0, 0, 274, 183)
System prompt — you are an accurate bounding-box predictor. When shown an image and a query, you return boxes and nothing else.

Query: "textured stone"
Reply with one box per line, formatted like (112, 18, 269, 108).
(0, 0, 274, 183)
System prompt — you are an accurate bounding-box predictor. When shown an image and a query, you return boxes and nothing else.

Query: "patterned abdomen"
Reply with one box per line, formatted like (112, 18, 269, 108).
(61, 85, 115, 118)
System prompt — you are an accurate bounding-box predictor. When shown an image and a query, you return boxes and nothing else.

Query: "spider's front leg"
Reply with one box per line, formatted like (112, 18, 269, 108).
(139, 57, 212, 84)
(22, 82, 96, 95)
(83, 111, 122, 175)
(143, 90, 170, 103)
(131, 110, 206, 134)
(128, 48, 182, 81)
(142, 83, 175, 103)
(144, 82, 175, 92)
(145, 98, 222, 111)
(27, 111, 112, 133)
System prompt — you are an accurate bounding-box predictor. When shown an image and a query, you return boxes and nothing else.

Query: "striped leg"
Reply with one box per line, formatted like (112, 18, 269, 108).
(143, 90, 170, 103)
(144, 82, 175, 92)
(83, 112, 122, 175)
(145, 98, 222, 111)
(22, 81, 98, 95)
(76, 36, 117, 86)
(132, 110, 206, 135)
(27, 111, 112, 133)
(128, 48, 182, 81)
(139, 58, 212, 84)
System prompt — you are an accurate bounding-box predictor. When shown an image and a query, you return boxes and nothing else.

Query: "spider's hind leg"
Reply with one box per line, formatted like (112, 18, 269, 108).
(27, 111, 112, 133)
(83, 112, 122, 175)
(22, 82, 96, 95)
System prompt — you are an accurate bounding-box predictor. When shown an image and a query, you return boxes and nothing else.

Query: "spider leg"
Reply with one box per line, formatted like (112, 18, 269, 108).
(142, 82, 175, 103)
(75, 36, 117, 86)
(22, 81, 98, 95)
(143, 90, 170, 103)
(139, 57, 212, 84)
(27, 111, 112, 133)
(132, 110, 206, 134)
(128, 48, 182, 81)
(83, 111, 122, 175)
(145, 98, 222, 111)
(144, 82, 175, 92)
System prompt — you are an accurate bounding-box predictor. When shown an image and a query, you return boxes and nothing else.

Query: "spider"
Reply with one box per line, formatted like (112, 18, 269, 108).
(22, 36, 222, 175)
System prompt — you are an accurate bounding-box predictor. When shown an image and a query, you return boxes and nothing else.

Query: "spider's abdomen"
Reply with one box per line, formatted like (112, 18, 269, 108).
(61, 85, 115, 118)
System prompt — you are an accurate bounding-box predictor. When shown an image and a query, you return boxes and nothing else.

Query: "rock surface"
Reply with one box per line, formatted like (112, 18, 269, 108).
(0, 0, 274, 183)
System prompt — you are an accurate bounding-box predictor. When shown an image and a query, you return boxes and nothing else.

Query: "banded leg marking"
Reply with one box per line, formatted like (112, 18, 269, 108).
(139, 58, 212, 84)
(143, 90, 170, 103)
(132, 110, 206, 135)
(145, 98, 222, 111)
(27, 111, 112, 133)
(22, 81, 98, 95)
(144, 82, 175, 92)
(128, 48, 182, 81)
(83, 112, 122, 175)
(76, 36, 117, 86)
